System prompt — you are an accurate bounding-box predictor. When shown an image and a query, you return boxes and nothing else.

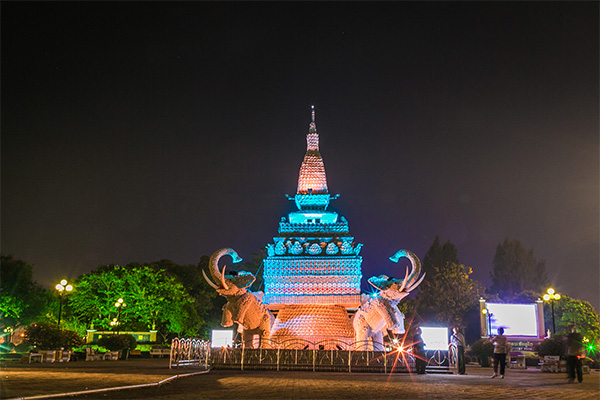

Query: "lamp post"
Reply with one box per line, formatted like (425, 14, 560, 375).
(543, 288, 561, 335)
(55, 280, 73, 330)
(482, 308, 493, 336)
(110, 298, 126, 335)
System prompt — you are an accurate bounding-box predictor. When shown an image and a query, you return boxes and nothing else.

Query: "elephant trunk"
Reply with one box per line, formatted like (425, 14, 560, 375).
(389, 249, 424, 291)
(205, 248, 243, 290)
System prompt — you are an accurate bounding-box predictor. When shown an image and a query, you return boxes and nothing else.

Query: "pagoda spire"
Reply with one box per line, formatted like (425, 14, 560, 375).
(295, 106, 330, 210)
(307, 105, 319, 151)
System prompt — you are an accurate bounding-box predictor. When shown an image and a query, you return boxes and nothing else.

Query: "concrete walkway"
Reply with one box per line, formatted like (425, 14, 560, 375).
(1, 359, 598, 399)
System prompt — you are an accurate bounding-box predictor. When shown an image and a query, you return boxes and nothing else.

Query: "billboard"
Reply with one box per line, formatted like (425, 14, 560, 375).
(482, 302, 544, 338)
(420, 327, 449, 350)
(211, 330, 234, 348)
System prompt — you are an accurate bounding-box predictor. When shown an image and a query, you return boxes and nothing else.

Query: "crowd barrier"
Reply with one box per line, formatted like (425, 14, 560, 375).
(170, 337, 449, 373)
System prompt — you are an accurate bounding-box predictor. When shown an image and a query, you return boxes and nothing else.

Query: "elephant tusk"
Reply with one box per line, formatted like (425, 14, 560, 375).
(405, 272, 426, 292)
(220, 264, 230, 290)
(202, 269, 220, 290)
(398, 267, 409, 292)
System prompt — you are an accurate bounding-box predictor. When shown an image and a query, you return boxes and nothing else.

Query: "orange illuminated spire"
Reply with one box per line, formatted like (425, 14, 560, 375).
(297, 105, 328, 196)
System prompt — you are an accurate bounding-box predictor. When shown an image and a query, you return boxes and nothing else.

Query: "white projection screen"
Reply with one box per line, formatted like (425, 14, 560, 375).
(211, 330, 233, 348)
(486, 303, 539, 337)
(420, 327, 449, 350)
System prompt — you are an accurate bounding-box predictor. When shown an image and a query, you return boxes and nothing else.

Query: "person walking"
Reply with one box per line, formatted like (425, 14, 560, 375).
(566, 325, 584, 383)
(413, 327, 427, 374)
(490, 327, 508, 378)
(450, 326, 466, 375)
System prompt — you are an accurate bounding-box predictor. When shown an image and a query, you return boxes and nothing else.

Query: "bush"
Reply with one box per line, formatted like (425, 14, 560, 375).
(469, 338, 494, 366)
(535, 335, 566, 357)
(73, 344, 108, 353)
(525, 357, 540, 367)
(14, 343, 31, 353)
(97, 334, 137, 351)
(134, 344, 153, 352)
(23, 322, 83, 349)
(0, 342, 15, 353)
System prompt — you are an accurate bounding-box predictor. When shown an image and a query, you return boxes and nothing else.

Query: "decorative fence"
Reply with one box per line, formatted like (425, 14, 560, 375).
(169, 338, 210, 369)
(170, 337, 449, 373)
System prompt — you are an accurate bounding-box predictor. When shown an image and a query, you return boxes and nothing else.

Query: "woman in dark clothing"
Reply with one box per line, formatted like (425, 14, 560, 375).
(413, 327, 427, 374)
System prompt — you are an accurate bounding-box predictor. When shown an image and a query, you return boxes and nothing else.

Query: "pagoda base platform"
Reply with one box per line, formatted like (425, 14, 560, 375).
(270, 304, 354, 348)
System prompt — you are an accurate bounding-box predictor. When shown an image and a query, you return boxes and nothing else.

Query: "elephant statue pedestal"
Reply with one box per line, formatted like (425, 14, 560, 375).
(270, 304, 354, 349)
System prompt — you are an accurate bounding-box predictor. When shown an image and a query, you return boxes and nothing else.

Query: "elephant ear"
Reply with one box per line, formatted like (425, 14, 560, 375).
(225, 270, 256, 290)
(367, 274, 407, 291)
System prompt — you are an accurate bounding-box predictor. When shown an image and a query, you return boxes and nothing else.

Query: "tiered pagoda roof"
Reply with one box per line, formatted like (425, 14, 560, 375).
(262, 107, 363, 309)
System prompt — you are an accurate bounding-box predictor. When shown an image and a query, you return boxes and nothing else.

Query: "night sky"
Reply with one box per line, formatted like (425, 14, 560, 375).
(3, 2, 598, 310)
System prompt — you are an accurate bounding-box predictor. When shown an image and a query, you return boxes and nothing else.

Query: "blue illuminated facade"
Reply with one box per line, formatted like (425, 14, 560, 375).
(263, 107, 363, 307)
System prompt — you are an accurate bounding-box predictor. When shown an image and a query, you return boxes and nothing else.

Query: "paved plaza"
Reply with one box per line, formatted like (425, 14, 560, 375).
(1, 359, 598, 400)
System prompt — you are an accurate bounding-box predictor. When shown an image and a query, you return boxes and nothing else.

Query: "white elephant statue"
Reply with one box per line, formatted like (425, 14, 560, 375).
(353, 249, 425, 351)
(203, 248, 274, 348)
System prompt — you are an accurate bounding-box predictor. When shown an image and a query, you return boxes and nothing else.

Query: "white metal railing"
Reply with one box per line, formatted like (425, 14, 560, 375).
(170, 338, 452, 372)
(169, 338, 210, 369)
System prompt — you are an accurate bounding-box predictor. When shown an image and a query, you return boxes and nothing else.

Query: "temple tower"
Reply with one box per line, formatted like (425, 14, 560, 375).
(263, 106, 363, 345)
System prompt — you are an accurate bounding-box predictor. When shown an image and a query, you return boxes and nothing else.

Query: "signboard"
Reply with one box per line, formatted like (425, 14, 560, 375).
(486, 303, 539, 337)
(211, 330, 234, 348)
(420, 327, 449, 350)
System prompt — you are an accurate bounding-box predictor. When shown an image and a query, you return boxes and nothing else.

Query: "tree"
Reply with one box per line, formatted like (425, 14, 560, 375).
(0, 255, 53, 330)
(422, 236, 459, 276)
(544, 295, 600, 339)
(147, 259, 217, 337)
(489, 238, 548, 299)
(67, 265, 199, 339)
(67, 265, 127, 331)
(416, 262, 481, 328)
(414, 237, 481, 331)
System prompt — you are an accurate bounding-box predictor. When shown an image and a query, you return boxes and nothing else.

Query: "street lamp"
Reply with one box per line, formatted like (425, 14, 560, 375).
(543, 288, 561, 335)
(111, 298, 126, 334)
(482, 308, 493, 336)
(55, 280, 73, 330)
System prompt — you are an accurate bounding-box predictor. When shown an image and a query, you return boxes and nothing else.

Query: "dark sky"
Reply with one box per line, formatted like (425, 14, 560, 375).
(2, 2, 598, 310)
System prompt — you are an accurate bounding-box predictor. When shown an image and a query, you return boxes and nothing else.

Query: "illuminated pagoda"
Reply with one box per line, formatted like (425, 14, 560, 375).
(263, 106, 363, 344)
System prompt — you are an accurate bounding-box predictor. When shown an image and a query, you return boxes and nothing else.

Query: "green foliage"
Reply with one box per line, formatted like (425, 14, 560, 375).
(67, 264, 200, 338)
(422, 236, 459, 276)
(416, 262, 481, 328)
(0, 255, 53, 329)
(490, 238, 548, 299)
(97, 334, 137, 351)
(0, 342, 15, 353)
(397, 297, 417, 320)
(15, 342, 31, 352)
(73, 344, 109, 353)
(134, 344, 153, 352)
(469, 338, 494, 366)
(23, 322, 83, 349)
(535, 335, 566, 357)
(148, 259, 216, 337)
(544, 295, 600, 339)
(415, 238, 480, 329)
